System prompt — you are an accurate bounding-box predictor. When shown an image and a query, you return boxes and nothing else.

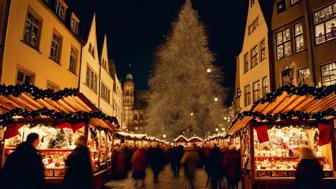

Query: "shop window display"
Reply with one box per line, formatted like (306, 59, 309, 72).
(254, 125, 333, 178)
(4, 124, 83, 177)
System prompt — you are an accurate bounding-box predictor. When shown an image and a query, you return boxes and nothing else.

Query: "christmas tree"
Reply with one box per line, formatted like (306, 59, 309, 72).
(145, 0, 226, 139)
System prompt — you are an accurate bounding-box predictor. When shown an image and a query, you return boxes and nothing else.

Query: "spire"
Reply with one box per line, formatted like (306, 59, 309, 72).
(125, 64, 133, 81)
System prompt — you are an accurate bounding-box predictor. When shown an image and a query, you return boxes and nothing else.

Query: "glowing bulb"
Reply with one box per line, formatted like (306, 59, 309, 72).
(207, 68, 211, 73)
(214, 97, 218, 102)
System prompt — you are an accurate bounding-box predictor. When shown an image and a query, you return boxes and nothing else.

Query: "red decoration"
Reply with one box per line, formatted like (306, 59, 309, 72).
(255, 125, 269, 143)
(71, 122, 86, 133)
(55, 122, 72, 129)
(317, 123, 331, 146)
(4, 123, 20, 139)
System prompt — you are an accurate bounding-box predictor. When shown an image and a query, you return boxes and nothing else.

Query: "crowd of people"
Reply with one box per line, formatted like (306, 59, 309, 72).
(0, 132, 326, 189)
(110, 142, 242, 189)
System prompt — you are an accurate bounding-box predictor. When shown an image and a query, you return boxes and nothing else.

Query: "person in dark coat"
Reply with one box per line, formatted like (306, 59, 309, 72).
(148, 144, 165, 184)
(131, 147, 147, 187)
(180, 143, 201, 189)
(294, 146, 323, 189)
(170, 145, 184, 177)
(208, 144, 223, 189)
(225, 145, 241, 189)
(1, 133, 45, 189)
(63, 135, 93, 189)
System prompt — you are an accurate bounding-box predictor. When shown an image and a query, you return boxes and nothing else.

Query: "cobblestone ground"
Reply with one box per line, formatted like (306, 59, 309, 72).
(105, 166, 242, 189)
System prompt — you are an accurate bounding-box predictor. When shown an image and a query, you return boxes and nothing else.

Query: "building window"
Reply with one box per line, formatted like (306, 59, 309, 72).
(290, 0, 299, 6)
(244, 53, 249, 73)
(321, 62, 336, 86)
(248, 17, 259, 35)
(244, 85, 251, 106)
(56, 0, 67, 21)
(298, 67, 310, 86)
(101, 83, 111, 103)
(88, 43, 95, 58)
(16, 69, 35, 85)
(250, 0, 255, 7)
(314, 3, 336, 45)
(276, 28, 291, 60)
(47, 81, 60, 91)
(251, 45, 258, 68)
(69, 47, 78, 74)
(70, 17, 79, 34)
(294, 23, 304, 52)
(86, 66, 97, 93)
(253, 80, 260, 103)
(282, 67, 294, 86)
(23, 11, 41, 49)
(237, 88, 241, 98)
(277, 0, 286, 14)
(50, 32, 62, 63)
(262, 77, 268, 97)
(260, 39, 266, 61)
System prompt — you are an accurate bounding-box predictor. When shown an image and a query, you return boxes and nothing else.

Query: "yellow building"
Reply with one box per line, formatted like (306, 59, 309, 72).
(0, 0, 81, 90)
(79, 14, 100, 107)
(99, 35, 114, 116)
(235, 0, 272, 111)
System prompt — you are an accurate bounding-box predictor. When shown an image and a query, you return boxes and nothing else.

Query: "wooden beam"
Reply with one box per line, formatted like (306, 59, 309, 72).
(72, 96, 92, 112)
(20, 93, 44, 109)
(282, 96, 306, 113)
(76, 93, 97, 111)
(62, 97, 86, 112)
(57, 99, 77, 113)
(305, 94, 335, 113)
(253, 102, 270, 113)
(44, 99, 69, 113)
(294, 96, 315, 112)
(7, 95, 38, 111)
(262, 93, 288, 114)
(0, 95, 22, 109)
(272, 95, 299, 114)
(36, 99, 57, 111)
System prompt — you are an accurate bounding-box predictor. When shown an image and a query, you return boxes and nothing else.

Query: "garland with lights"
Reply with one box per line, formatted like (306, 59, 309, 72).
(0, 108, 119, 126)
(251, 84, 336, 110)
(0, 84, 78, 100)
(229, 108, 336, 129)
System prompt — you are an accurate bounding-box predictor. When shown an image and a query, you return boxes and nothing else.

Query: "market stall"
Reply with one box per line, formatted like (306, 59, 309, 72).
(0, 85, 119, 189)
(174, 135, 188, 145)
(229, 85, 336, 189)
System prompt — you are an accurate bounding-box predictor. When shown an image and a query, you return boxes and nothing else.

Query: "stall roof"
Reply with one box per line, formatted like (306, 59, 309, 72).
(174, 135, 188, 142)
(0, 85, 119, 130)
(187, 136, 203, 142)
(229, 85, 336, 133)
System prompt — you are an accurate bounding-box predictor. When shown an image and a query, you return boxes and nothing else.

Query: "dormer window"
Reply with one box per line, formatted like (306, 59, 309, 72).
(70, 13, 79, 34)
(277, 0, 286, 14)
(88, 43, 95, 58)
(56, 0, 67, 21)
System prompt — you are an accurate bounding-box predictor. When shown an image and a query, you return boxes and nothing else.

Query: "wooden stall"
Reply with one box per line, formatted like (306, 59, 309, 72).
(0, 85, 119, 189)
(229, 85, 336, 189)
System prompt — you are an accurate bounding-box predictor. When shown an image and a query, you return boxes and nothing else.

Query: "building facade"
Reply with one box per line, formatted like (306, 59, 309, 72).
(235, 0, 272, 111)
(0, 0, 81, 89)
(123, 72, 134, 130)
(272, 0, 336, 88)
(109, 60, 123, 128)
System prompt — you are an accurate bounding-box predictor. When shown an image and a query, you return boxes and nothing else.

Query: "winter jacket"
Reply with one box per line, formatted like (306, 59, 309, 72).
(1, 142, 45, 189)
(64, 145, 93, 189)
(294, 159, 323, 189)
(132, 149, 147, 172)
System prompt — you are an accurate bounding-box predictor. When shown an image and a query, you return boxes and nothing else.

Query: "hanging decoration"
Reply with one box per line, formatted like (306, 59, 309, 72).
(0, 108, 118, 125)
(4, 123, 20, 139)
(0, 84, 77, 100)
(254, 125, 269, 143)
(317, 123, 332, 146)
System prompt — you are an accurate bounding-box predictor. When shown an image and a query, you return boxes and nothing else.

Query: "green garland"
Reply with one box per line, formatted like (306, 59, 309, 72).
(0, 84, 77, 100)
(251, 84, 336, 110)
(229, 108, 335, 129)
(0, 108, 119, 126)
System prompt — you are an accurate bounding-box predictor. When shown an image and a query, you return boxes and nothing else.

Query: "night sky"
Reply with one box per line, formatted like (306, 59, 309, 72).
(67, 0, 261, 103)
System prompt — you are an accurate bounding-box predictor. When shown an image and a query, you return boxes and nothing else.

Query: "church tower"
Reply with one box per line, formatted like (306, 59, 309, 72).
(123, 65, 134, 130)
